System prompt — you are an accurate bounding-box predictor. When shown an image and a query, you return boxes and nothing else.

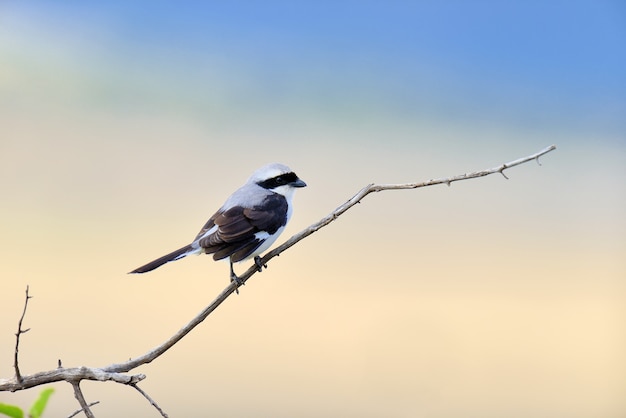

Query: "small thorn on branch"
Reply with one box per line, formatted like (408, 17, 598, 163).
(498, 165, 509, 180)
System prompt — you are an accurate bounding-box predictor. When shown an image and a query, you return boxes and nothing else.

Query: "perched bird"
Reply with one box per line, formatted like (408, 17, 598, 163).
(129, 163, 306, 286)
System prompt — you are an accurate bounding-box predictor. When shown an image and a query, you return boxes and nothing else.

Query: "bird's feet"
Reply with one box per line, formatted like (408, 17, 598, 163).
(230, 261, 244, 294)
(253, 256, 266, 272)
(229, 257, 266, 295)
(230, 273, 244, 294)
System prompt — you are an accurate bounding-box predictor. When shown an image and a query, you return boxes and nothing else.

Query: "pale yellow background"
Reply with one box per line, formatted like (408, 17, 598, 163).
(1, 3, 625, 417)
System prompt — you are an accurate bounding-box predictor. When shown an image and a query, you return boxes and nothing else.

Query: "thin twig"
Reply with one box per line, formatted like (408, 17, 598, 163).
(71, 381, 95, 418)
(67, 401, 100, 418)
(131, 383, 169, 418)
(14, 285, 33, 383)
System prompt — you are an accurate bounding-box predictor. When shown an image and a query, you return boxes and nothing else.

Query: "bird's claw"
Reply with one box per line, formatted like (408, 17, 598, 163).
(253, 256, 266, 272)
(230, 273, 244, 294)
(230, 264, 246, 294)
(229, 257, 265, 295)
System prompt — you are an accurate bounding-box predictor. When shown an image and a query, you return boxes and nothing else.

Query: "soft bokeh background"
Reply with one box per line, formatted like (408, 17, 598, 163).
(1, 1, 625, 417)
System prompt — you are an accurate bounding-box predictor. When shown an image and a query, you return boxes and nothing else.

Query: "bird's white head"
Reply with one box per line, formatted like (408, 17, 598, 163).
(250, 163, 307, 198)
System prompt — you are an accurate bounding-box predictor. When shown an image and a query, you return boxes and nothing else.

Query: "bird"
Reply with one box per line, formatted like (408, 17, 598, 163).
(129, 163, 306, 288)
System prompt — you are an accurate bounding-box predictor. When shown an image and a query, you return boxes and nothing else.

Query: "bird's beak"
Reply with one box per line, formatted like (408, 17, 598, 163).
(292, 179, 307, 188)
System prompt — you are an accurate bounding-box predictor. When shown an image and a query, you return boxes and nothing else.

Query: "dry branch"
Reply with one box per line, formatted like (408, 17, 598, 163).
(13, 285, 32, 383)
(0, 145, 556, 414)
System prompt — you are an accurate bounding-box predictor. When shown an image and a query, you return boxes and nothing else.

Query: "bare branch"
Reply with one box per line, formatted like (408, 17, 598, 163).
(14, 285, 33, 383)
(131, 383, 169, 418)
(0, 145, 556, 411)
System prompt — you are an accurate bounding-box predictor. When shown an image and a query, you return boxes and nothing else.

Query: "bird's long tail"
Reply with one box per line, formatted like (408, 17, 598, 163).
(129, 244, 197, 274)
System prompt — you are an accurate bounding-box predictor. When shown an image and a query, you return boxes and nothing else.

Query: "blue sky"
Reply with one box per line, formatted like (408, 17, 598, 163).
(2, 1, 624, 136)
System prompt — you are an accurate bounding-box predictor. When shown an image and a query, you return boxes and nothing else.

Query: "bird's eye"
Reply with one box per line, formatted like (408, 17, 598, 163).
(275, 176, 285, 184)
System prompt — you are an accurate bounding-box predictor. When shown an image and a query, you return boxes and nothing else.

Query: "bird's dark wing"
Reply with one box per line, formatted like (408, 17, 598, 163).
(197, 194, 288, 261)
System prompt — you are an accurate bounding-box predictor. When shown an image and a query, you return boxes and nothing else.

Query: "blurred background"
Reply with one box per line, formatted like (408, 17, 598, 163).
(1, 1, 624, 417)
